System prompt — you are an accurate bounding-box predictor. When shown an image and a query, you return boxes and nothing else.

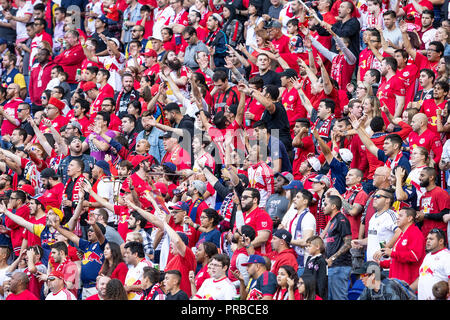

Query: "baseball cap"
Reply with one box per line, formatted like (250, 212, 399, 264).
(95, 160, 111, 176)
(268, 19, 282, 29)
(279, 68, 298, 79)
(307, 157, 321, 172)
(273, 229, 292, 245)
(283, 180, 304, 190)
(339, 148, 353, 163)
(169, 201, 190, 212)
(159, 131, 175, 139)
(192, 180, 206, 195)
(177, 232, 189, 246)
(82, 81, 97, 92)
(41, 168, 59, 179)
(211, 13, 223, 24)
(275, 172, 294, 184)
(149, 33, 163, 41)
(48, 270, 65, 280)
(353, 261, 384, 279)
(107, 37, 120, 47)
(96, 15, 108, 24)
(47, 206, 64, 222)
(162, 162, 177, 173)
(143, 49, 157, 58)
(131, 154, 152, 169)
(48, 97, 65, 111)
(69, 120, 83, 134)
(19, 184, 35, 197)
(308, 174, 331, 187)
(242, 254, 266, 266)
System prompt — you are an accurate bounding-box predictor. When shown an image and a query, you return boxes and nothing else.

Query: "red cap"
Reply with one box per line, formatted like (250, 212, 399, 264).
(143, 49, 157, 58)
(151, 83, 160, 96)
(19, 184, 35, 197)
(49, 270, 65, 280)
(48, 97, 65, 111)
(131, 155, 152, 169)
(154, 182, 168, 195)
(82, 81, 97, 92)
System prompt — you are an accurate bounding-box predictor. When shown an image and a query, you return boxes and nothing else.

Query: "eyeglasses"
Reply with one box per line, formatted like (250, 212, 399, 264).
(47, 277, 57, 281)
(87, 229, 95, 233)
(184, 36, 191, 41)
(241, 195, 253, 200)
(199, 215, 208, 220)
(373, 194, 389, 199)
(208, 263, 223, 268)
(427, 48, 438, 52)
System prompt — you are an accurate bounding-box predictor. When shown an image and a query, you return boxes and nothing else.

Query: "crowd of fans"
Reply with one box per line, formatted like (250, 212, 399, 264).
(0, 0, 449, 301)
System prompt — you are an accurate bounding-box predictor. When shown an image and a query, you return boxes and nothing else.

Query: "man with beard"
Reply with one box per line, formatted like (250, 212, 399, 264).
(265, 172, 292, 224)
(156, 103, 194, 149)
(83, 111, 116, 162)
(136, 111, 166, 164)
(408, 113, 443, 165)
(115, 73, 139, 119)
(237, 188, 273, 255)
(417, 167, 450, 241)
(23, 198, 46, 249)
(204, 14, 227, 68)
(281, 189, 316, 274)
(420, 80, 449, 133)
(2, 190, 30, 257)
(127, 212, 154, 261)
(0, 84, 23, 143)
(58, 136, 96, 184)
(28, 48, 54, 112)
(38, 168, 64, 209)
(162, 50, 189, 98)
(61, 159, 89, 227)
(70, 98, 91, 137)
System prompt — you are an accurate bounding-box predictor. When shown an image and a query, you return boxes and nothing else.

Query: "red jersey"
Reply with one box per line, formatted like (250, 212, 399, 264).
(379, 224, 425, 285)
(403, 0, 433, 30)
(5, 204, 30, 256)
(243, 96, 265, 130)
(377, 75, 406, 124)
(38, 115, 68, 135)
(396, 64, 419, 105)
(1, 97, 23, 136)
(292, 136, 315, 180)
(114, 205, 133, 240)
(419, 186, 450, 240)
(37, 182, 64, 210)
(415, 52, 439, 81)
(421, 98, 447, 133)
(281, 87, 307, 129)
(409, 129, 443, 163)
(272, 34, 291, 54)
(53, 44, 86, 83)
(242, 207, 273, 255)
(161, 144, 191, 171)
(164, 247, 196, 297)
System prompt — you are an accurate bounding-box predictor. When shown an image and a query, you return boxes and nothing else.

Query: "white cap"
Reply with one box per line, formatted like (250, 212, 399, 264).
(339, 148, 353, 163)
(307, 157, 321, 172)
(149, 33, 163, 41)
(107, 37, 120, 47)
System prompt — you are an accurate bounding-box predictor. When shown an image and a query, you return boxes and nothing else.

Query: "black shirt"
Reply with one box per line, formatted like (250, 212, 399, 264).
(323, 212, 352, 267)
(257, 70, 282, 87)
(261, 102, 292, 151)
(165, 290, 189, 300)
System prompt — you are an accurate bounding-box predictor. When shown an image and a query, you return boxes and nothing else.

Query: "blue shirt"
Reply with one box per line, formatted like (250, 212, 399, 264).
(197, 229, 221, 248)
(330, 158, 349, 195)
(268, 136, 292, 173)
(377, 149, 411, 174)
(136, 128, 166, 164)
(79, 238, 107, 287)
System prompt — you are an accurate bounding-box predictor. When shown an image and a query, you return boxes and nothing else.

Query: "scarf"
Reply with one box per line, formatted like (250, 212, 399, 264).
(314, 114, 335, 139)
(62, 175, 86, 236)
(344, 183, 363, 205)
(385, 151, 403, 170)
(331, 54, 346, 87)
(205, 28, 220, 47)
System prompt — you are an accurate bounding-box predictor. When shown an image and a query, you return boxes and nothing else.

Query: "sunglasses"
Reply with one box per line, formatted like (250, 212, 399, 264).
(373, 194, 389, 199)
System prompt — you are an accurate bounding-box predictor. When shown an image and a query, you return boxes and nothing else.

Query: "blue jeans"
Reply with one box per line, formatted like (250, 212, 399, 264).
(328, 266, 352, 300)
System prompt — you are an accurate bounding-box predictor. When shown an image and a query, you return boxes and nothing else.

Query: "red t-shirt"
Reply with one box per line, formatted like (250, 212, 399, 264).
(38, 182, 64, 209)
(377, 75, 406, 124)
(396, 64, 419, 105)
(403, 0, 434, 30)
(164, 246, 196, 297)
(292, 136, 315, 180)
(409, 129, 442, 163)
(6, 289, 39, 300)
(419, 186, 450, 240)
(281, 87, 307, 130)
(242, 207, 273, 255)
(1, 98, 23, 136)
(421, 98, 447, 133)
(114, 205, 132, 240)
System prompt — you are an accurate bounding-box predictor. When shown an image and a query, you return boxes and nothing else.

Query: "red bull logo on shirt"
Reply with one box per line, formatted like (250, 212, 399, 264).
(82, 251, 103, 265)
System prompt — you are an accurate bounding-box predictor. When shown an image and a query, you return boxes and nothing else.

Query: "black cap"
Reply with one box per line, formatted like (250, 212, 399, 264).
(159, 131, 174, 139)
(41, 168, 59, 179)
(353, 261, 384, 279)
(273, 229, 292, 245)
(280, 68, 298, 79)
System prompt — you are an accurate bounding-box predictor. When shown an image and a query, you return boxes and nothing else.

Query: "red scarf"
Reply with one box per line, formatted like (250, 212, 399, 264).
(62, 175, 86, 236)
(385, 151, 403, 170)
(331, 54, 345, 87)
(314, 114, 335, 139)
(344, 183, 363, 204)
(205, 28, 220, 47)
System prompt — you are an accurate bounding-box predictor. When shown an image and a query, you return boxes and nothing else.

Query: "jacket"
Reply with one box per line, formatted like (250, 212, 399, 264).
(358, 279, 403, 300)
(268, 248, 298, 275)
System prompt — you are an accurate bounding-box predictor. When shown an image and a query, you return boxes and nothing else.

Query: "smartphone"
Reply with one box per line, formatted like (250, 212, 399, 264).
(379, 241, 386, 249)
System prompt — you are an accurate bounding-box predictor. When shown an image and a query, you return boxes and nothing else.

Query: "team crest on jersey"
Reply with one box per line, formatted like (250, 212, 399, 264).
(402, 239, 408, 246)
(289, 96, 294, 102)
(419, 138, 425, 144)
(385, 84, 390, 89)
(403, 71, 409, 77)
(262, 221, 267, 228)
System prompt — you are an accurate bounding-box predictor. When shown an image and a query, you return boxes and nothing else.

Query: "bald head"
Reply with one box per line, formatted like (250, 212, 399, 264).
(373, 166, 391, 188)
(11, 272, 29, 294)
(411, 113, 428, 132)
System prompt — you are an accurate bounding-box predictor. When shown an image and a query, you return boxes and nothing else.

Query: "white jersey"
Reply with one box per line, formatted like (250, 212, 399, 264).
(125, 259, 153, 300)
(367, 209, 398, 261)
(46, 288, 76, 300)
(194, 277, 237, 300)
(418, 248, 450, 300)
